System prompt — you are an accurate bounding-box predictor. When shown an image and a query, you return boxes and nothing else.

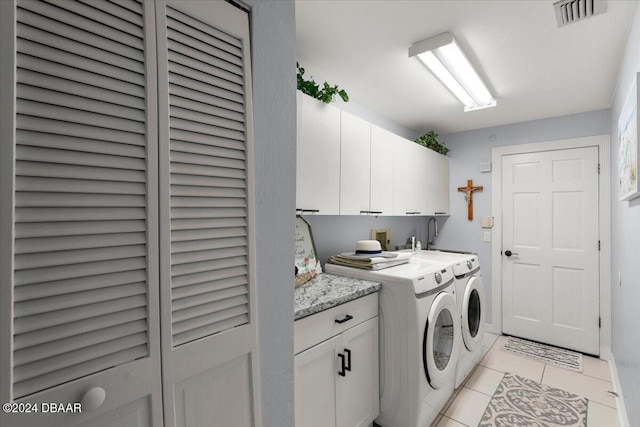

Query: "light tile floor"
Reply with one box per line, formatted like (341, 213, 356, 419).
(431, 333, 620, 427)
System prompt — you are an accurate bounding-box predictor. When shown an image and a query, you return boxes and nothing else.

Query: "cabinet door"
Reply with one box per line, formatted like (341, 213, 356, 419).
(295, 336, 340, 427)
(414, 145, 431, 216)
(296, 93, 341, 214)
(0, 1, 162, 426)
(370, 126, 394, 215)
(336, 317, 379, 427)
(424, 150, 450, 215)
(340, 112, 371, 215)
(393, 137, 426, 215)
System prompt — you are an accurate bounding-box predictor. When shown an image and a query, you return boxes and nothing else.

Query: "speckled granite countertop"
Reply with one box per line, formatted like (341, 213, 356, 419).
(294, 273, 381, 320)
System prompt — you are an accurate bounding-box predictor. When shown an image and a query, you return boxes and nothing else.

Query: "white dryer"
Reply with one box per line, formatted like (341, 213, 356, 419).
(412, 251, 485, 388)
(325, 260, 460, 427)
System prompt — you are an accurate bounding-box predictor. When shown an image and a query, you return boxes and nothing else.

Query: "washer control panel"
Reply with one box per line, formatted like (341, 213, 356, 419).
(413, 267, 454, 294)
(452, 257, 480, 277)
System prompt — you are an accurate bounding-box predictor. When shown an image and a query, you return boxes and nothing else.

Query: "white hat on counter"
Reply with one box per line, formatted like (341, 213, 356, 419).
(339, 240, 397, 258)
(355, 240, 382, 255)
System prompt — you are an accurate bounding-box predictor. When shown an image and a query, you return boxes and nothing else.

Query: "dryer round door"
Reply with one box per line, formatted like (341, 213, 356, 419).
(461, 276, 484, 352)
(422, 292, 460, 389)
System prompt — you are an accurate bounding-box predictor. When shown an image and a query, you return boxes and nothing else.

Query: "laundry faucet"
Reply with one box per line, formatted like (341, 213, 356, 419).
(427, 217, 438, 249)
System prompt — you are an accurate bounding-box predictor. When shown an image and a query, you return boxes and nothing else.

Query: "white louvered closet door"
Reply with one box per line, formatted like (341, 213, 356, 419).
(155, 1, 259, 426)
(0, 1, 163, 426)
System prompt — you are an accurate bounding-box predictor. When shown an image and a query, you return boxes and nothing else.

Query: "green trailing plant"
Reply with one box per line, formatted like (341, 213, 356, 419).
(297, 63, 349, 104)
(415, 131, 449, 155)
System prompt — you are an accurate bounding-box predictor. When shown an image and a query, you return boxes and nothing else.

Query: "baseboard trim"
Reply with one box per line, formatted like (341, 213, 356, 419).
(609, 354, 630, 427)
(484, 322, 499, 335)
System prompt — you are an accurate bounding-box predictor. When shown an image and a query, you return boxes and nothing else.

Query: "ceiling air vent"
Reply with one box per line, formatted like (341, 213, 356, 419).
(553, 0, 607, 27)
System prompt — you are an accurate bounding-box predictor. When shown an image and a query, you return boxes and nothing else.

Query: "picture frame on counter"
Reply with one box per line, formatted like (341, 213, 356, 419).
(295, 215, 322, 286)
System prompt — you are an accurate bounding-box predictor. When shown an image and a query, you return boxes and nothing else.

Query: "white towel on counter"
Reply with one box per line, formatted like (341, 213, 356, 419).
(327, 251, 412, 270)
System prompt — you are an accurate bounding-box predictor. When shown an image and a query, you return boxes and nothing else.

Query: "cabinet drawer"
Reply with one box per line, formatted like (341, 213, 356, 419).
(294, 292, 378, 355)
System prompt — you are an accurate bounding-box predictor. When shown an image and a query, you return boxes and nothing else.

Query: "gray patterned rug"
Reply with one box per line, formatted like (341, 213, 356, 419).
(480, 373, 588, 427)
(502, 336, 583, 372)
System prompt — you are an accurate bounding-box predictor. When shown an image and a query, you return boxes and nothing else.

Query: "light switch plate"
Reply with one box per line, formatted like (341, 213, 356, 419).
(483, 231, 491, 242)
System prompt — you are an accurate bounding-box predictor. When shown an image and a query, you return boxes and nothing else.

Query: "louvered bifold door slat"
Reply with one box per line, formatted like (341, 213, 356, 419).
(12, 0, 151, 399)
(165, 5, 250, 347)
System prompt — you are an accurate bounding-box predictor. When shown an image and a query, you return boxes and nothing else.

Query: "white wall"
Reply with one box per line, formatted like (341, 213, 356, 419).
(438, 109, 611, 325)
(609, 4, 640, 425)
(246, 1, 297, 426)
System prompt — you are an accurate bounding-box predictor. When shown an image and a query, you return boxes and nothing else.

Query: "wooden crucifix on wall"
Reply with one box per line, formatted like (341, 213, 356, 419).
(458, 179, 483, 220)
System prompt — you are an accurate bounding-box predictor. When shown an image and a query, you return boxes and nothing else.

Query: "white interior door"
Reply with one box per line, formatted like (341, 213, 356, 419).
(156, 1, 260, 426)
(502, 147, 600, 355)
(0, 1, 163, 425)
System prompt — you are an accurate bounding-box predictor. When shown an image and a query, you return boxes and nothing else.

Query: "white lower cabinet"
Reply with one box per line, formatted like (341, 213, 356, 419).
(295, 335, 341, 427)
(294, 295, 379, 427)
(336, 318, 379, 427)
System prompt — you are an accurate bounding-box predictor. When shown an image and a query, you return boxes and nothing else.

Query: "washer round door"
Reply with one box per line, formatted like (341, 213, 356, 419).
(422, 291, 460, 389)
(461, 275, 484, 352)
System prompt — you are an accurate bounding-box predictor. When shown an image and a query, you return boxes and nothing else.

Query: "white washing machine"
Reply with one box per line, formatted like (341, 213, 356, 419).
(325, 260, 460, 427)
(412, 250, 485, 388)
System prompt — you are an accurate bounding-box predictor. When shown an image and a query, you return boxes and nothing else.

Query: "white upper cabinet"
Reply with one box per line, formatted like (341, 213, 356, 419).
(340, 112, 371, 215)
(369, 126, 395, 216)
(296, 93, 449, 216)
(393, 137, 428, 215)
(424, 148, 450, 215)
(393, 137, 450, 216)
(296, 93, 341, 215)
(339, 118, 395, 216)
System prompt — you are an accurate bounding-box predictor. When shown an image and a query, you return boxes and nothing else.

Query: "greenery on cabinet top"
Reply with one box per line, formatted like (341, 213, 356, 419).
(415, 131, 449, 155)
(297, 63, 349, 104)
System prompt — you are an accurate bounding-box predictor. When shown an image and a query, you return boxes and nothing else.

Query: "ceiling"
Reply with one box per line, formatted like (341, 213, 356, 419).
(296, 0, 639, 135)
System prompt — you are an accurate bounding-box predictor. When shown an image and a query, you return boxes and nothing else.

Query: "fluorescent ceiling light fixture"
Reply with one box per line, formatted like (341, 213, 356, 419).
(409, 33, 496, 112)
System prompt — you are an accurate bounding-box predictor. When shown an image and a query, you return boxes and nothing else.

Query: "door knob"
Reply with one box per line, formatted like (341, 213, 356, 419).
(504, 250, 519, 257)
(81, 387, 106, 411)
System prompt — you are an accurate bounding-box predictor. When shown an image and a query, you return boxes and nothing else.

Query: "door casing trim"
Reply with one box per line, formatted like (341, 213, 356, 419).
(490, 135, 611, 359)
